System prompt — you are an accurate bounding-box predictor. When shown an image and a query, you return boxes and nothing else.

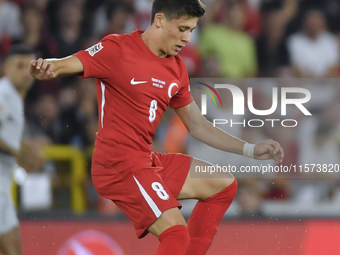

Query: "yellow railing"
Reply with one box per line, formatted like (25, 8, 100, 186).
(12, 145, 88, 214)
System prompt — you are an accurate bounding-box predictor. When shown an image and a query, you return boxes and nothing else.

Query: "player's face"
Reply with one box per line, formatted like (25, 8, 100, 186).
(4, 55, 35, 92)
(161, 15, 199, 56)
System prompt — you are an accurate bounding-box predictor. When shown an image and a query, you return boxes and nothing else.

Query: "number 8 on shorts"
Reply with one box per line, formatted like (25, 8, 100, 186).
(152, 182, 170, 200)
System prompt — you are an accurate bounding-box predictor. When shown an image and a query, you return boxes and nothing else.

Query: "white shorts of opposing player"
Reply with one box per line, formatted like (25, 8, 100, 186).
(0, 188, 19, 235)
(0, 159, 19, 235)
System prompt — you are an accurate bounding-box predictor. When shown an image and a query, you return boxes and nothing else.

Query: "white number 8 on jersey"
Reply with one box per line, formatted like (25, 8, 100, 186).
(151, 182, 169, 200)
(149, 99, 158, 122)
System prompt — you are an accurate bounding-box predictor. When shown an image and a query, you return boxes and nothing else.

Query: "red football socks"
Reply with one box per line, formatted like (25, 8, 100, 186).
(156, 225, 190, 255)
(185, 179, 238, 255)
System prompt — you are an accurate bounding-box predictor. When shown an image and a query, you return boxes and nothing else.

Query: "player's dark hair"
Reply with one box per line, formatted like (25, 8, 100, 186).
(4, 44, 34, 61)
(151, 0, 206, 24)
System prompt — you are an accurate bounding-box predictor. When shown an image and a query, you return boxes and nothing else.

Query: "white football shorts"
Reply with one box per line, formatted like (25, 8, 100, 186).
(0, 188, 19, 235)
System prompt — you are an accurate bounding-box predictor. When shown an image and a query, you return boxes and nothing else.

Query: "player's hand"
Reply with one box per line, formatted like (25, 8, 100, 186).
(253, 139, 284, 164)
(29, 58, 56, 80)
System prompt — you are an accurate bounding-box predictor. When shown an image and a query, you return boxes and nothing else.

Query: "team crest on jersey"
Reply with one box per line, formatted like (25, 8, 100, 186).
(86, 42, 103, 56)
(168, 82, 179, 98)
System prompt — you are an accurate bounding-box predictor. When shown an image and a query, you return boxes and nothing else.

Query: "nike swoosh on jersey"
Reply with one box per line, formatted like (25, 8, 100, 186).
(131, 78, 147, 85)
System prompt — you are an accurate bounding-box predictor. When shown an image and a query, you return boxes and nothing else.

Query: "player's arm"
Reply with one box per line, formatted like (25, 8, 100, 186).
(29, 56, 84, 80)
(174, 101, 284, 164)
(0, 101, 20, 157)
(0, 137, 20, 158)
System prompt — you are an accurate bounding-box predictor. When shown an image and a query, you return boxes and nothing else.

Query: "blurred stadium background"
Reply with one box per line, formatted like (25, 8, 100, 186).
(1, 0, 340, 254)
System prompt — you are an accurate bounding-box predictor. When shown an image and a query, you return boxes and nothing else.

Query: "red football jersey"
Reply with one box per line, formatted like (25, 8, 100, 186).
(74, 30, 192, 173)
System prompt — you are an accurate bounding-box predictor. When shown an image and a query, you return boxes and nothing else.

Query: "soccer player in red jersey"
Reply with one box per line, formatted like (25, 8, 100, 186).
(29, 1, 284, 254)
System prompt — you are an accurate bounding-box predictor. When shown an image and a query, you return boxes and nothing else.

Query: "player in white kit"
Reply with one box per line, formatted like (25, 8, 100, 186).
(0, 45, 35, 255)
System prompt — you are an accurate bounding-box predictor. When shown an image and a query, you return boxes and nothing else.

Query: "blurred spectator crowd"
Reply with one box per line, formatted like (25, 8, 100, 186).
(1, 0, 340, 216)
